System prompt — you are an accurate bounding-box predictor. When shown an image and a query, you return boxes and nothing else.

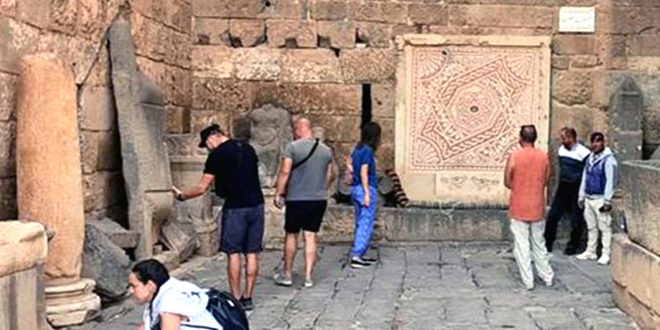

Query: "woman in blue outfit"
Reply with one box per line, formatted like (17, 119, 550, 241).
(349, 122, 381, 269)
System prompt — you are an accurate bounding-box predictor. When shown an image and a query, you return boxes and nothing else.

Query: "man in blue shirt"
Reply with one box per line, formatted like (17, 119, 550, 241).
(576, 132, 618, 265)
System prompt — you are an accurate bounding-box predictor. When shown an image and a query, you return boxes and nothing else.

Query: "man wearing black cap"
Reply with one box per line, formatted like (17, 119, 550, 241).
(171, 124, 264, 311)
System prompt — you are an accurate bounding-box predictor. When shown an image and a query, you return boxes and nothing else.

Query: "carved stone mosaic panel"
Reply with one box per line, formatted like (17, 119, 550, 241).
(395, 36, 551, 206)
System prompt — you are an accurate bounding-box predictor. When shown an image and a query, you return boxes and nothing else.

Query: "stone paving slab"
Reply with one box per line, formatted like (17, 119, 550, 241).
(76, 242, 637, 330)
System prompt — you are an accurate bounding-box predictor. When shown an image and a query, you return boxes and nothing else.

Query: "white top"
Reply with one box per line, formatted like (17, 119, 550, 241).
(142, 278, 222, 330)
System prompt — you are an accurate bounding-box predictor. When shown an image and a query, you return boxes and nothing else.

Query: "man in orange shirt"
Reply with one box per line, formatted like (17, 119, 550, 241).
(504, 125, 555, 290)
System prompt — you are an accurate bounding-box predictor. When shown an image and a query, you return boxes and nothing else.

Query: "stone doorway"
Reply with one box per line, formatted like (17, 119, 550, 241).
(395, 35, 552, 206)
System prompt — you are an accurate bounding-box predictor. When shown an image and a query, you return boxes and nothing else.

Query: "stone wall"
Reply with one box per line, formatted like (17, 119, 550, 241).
(187, 0, 660, 181)
(612, 160, 660, 329)
(0, 0, 193, 223)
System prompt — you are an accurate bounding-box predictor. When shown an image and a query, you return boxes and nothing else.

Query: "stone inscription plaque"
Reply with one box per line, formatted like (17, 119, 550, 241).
(395, 35, 551, 206)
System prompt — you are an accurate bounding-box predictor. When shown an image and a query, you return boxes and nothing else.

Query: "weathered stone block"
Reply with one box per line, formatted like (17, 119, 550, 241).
(192, 78, 254, 112)
(552, 71, 593, 105)
(348, 1, 408, 24)
(0, 178, 17, 219)
(611, 234, 630, 287)
(604, 6, 660, 34)
(80, 131, 99, 175)
(372, 83, 395, 118)
(384, 207, 509, 241)
(0, 121, 15, 178)
(0, 221, 47, 277)
(408, 3, 448, 25)
(131, 12, 167, 62)
(356, 22, 392, 48)
(192, 17, 229, 45)
(50, 0, 77, 33)
(281, 49, 342, 82)
(164, 0, 191, 34)
(192, 0, 229, 17)
(267, 19, 317, 48)
(624, 239, 655, 307)
(449, 5, 553, 29)
(630, 35, 660, 57)
(552, 35, 595, 55)
(232, 48, 282, 81)
(17, 0, 49, 28)
(78, 0, 104, 36)
(191, 46, 233, 79)
(0, 72, 17, 121)
(83, 171, 125, 213)
(310, 0, 348, 20)
(652, 253, 660, 316)
(81, 223, 131, 300)
(259, 0, 303, 19)
(229, 19, 266, 47)
(166, 105, 190, 134)
(0, 17, 40, 74)
(340, 49, 398, 82)
(318, 21, 356, 49)
(80, 86, 116, 131)
(0, 266, 45, 330)
(621, 161, 660, 255)
(190, 110, 231, 135)
(570, 55, 600, 68)
(550, 103, 600, 143)
(252, 82, 361, 116)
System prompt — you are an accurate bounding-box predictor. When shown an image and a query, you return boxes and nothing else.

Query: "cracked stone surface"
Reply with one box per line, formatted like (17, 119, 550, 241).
(81, 242, 636, 330)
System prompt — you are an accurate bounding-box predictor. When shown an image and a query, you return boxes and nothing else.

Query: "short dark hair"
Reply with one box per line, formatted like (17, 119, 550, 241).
(561, 127, 577, 139)
(590, 132, 605, 142)
(132, 259, 170, 288)
(520, 125, 537, 143)
(359, 122, 382, 150)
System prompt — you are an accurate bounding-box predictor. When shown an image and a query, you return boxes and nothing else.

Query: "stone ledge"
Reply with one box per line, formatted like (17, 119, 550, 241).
(612, 234, 660, 328)
(0, 221, 47, 277)
(621, 160, 660, 255)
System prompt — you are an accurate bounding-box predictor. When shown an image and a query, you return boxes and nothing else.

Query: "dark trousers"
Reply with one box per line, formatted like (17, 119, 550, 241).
(544, 181, 586, 252)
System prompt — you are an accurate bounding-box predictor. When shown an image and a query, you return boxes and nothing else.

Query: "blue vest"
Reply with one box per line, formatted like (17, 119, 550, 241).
(585, 154, 611, 195)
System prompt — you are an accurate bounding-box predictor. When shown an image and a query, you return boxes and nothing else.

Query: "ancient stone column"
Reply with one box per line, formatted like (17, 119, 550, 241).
(16, 53, 100, 327)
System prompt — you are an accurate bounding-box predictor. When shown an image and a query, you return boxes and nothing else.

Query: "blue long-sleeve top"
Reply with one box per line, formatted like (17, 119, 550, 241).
(579, 147, 618, 203)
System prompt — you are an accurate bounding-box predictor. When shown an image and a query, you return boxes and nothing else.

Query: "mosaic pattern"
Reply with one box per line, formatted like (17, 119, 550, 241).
(408, 46, 541, 172)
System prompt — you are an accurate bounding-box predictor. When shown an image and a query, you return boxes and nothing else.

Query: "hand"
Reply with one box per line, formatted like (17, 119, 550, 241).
(599, 203, 612, 213)
(171, 186, 183, 201)
(274, 195, 285, 209)
(578, 200, 585, 209)
(363, 193, 370, 207)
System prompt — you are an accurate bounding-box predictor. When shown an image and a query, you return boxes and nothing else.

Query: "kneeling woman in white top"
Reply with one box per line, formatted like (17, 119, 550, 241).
(129, 259, 223, 330)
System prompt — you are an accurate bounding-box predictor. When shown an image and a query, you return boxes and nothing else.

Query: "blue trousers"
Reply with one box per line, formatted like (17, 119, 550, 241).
(351, 185, 377, 257)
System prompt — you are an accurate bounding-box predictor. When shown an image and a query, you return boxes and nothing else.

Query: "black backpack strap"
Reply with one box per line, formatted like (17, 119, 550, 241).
(292, 139, 319, 170)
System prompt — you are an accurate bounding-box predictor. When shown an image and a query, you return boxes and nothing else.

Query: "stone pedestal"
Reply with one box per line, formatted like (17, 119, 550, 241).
(16, 53, 100, 327)
(0, 221, 48, 330)
(170, 156, 219, 256)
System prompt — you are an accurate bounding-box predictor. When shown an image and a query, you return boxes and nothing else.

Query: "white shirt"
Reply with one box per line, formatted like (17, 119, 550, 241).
(143, 278, 223, 330)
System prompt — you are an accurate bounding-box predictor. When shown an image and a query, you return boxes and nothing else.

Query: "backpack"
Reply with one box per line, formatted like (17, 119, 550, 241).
(205, 289, 249, 330)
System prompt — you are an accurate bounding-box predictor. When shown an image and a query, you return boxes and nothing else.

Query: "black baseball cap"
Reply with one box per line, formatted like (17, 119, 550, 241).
(198, 124, 222, 148)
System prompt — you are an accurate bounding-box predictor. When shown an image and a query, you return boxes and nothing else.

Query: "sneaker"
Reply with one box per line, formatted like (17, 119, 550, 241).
(524, 283, 534, 291)
(350, 257, 372, 269)
(304, 278, 314, 288)
(361, 256, 378, 263)
(239, 297, 254, 311)
(543, 278, 554, 287)
(597, 255, 610, 265)
(273, 272, 293, 286)
(576, 251, 597, 260)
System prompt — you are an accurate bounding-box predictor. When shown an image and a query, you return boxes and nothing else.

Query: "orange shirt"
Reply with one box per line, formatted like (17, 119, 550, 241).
(507, 146, 549, 221)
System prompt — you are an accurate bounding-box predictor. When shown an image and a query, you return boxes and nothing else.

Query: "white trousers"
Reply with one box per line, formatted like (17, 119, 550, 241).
(510, 219, 555, 287)
(583, 198, 612, 257)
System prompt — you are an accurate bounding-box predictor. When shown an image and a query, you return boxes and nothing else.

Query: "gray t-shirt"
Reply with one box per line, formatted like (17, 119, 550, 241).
(284, 137, 333, 201)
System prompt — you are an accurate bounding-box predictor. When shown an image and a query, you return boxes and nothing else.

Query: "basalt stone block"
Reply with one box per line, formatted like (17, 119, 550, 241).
(81, 223, 131, 300)
(109, 17, 174, 259)
(621, 160, 660, 255)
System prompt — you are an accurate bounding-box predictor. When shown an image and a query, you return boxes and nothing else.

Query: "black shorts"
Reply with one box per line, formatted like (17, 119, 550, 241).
(219, 204, 264, 254)
(284, 200, 328, 233)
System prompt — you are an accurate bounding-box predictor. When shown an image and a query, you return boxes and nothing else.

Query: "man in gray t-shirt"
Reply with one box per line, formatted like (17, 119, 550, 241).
(273, 118, 334, 288)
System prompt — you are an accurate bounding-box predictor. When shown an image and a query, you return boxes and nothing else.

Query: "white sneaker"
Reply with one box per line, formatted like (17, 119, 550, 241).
(304, 278, 314, 288)
(576, 251, 597, 260)
(597, 255, 610, 265)
(273, 272, 293, 286)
